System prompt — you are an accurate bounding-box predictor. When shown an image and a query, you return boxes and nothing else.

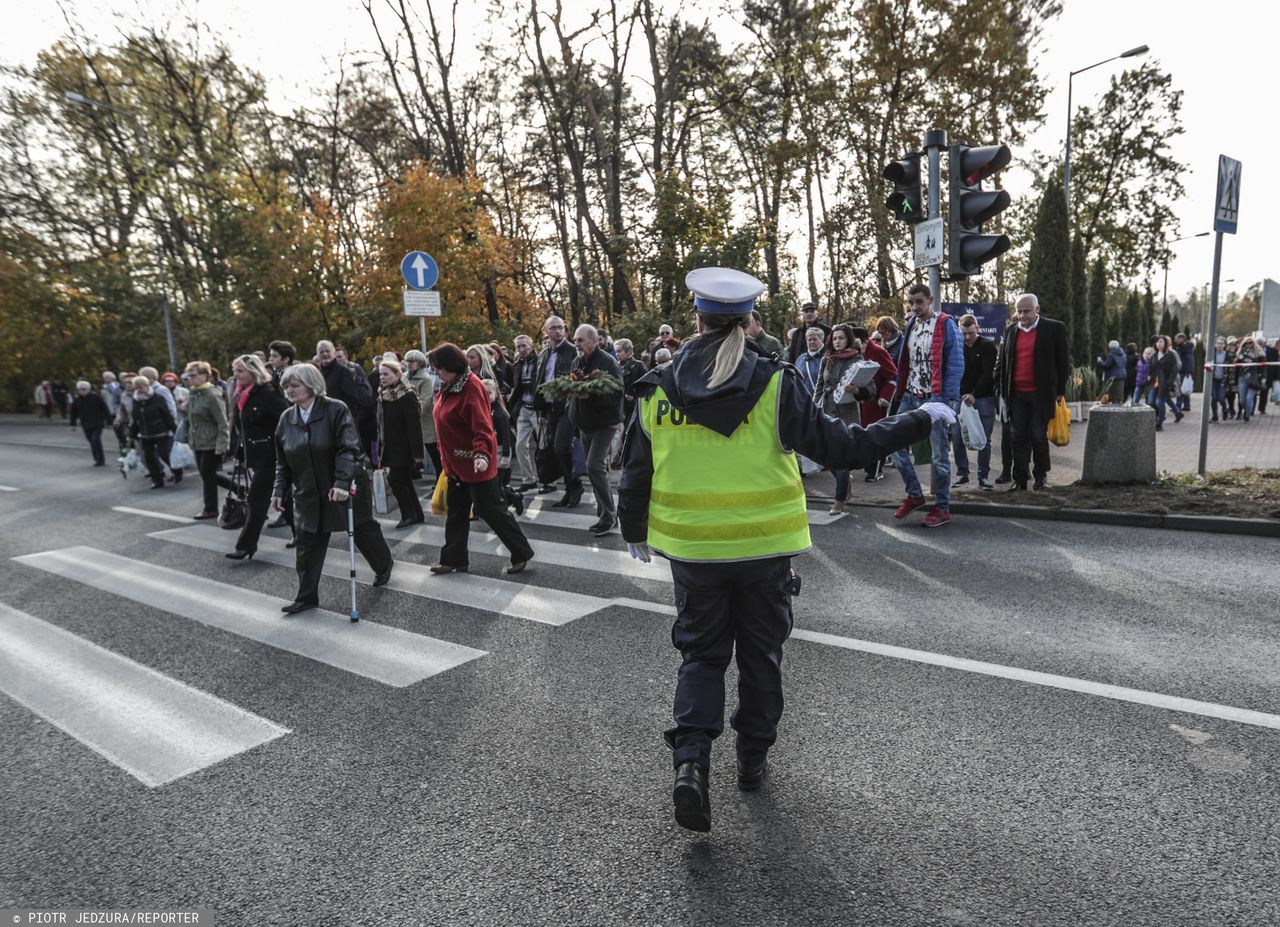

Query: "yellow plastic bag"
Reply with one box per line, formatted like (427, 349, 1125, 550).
(431, 472, 448, 515)
(1047, 396, 1071, 447)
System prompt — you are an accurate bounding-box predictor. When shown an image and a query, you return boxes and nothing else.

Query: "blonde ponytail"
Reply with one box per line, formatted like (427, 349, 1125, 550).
(700, 313, 749, 389)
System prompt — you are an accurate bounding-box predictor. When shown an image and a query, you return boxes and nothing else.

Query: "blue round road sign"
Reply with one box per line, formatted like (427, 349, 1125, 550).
(400, 251, 439, 290)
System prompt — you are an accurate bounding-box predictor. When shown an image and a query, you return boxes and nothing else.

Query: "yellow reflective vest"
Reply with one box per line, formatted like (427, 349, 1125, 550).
(639, 369, 810, 562)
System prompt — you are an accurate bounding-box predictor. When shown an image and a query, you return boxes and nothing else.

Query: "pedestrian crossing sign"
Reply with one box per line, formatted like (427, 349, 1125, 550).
(1213, 155, 1241, 234)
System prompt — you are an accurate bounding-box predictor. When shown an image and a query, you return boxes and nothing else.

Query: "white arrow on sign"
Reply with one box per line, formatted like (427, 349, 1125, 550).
(411, 254, 430, 288)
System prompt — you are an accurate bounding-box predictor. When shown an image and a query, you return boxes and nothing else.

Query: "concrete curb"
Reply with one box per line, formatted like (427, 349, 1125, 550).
(807, 495, 1280, 538)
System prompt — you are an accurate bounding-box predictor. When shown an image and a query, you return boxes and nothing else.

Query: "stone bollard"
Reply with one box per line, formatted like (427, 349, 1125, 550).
(1081, 403, 1157, 484)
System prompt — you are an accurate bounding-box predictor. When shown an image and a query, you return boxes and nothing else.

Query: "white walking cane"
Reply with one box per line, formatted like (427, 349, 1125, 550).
(346, 478, 360, 623)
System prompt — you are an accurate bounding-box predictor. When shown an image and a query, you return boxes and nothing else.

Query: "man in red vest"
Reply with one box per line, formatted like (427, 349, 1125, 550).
(995, 293, 1069, 491)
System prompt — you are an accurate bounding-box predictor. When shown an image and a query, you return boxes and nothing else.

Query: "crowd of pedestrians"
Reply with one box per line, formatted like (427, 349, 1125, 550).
(31, 296, 1280, 587)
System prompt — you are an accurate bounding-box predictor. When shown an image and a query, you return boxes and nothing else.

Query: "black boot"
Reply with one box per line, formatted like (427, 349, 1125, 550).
(737, 754, 767, 791)
(672, 762, 711, 833)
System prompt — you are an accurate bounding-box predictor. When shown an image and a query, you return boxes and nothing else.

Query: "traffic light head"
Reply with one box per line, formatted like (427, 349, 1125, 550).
(884, 154, 923, 224)
(948, 143, 1012, 277)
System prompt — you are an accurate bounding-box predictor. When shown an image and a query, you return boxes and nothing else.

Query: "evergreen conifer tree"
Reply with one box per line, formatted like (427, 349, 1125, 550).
(1023, 174, 1071, 332)
(1069, 235, 1089, 364)
(1088, 257, 1110, 346)
(1124, 289, 1142, 345)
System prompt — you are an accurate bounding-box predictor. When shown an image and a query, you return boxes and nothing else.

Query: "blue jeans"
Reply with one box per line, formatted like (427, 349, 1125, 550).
(890, 394, 955, 509)
(833, 469, 850, 502)
(1148, 387, 1178, 426)
(951, 395, 995, 480)
(1239, 382, 1257, 420)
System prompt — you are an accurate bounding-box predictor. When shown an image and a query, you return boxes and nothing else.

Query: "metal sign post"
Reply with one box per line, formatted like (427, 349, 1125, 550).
(400, 251, 441, 356)
(1198, 155, 1242, 478)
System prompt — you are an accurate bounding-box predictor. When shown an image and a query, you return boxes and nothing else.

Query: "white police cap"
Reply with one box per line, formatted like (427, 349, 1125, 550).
(685, 267, 766, 315)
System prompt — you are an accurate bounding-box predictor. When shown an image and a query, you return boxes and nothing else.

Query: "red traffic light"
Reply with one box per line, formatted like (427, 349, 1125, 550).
(955, 144, 1011, 186)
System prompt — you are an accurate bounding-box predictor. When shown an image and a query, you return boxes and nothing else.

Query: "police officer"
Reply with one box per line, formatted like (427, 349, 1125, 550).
(618, 268, 957, 833)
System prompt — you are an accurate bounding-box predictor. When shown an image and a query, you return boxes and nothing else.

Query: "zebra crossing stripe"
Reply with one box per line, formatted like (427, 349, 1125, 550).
(150, 526, 611, 625)
(112, 506, 191, 523)
(380, 519, 672, 583)
(0, 485, 20, 492)
(0, 602, 288, 787)
(13, 547, 486, 687)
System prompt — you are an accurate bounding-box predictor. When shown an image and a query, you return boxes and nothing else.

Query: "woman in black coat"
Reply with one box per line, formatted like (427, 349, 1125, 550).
(376, 358, 425, 528)
(225, 355, 290, 561)
(271, 363, 393, 615)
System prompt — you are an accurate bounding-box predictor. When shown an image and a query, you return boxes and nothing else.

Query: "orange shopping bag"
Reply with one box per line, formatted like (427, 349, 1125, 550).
(1047, 396, 1070, 447)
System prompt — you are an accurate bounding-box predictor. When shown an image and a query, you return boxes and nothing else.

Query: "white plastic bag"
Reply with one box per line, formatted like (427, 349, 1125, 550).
(958, 402, 987, 452)
(168, 441, 195, 471)
(372, 467, 397, 515)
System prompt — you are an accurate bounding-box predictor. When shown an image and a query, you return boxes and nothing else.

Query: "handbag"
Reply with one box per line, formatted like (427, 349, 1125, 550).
(218, 464, 248, 530)
(431, 472, 448, 515)
(372, 467, 398, 515)
(571, 436, 588, 480)
(1047, 396, 1071, 447)
(958, 402, 987, 451)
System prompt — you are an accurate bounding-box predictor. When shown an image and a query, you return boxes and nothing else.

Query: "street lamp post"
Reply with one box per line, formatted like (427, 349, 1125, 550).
(1162, 231, 1212, 319)
(1064, 44, 1150, 214)
(64, 91, 177, 373)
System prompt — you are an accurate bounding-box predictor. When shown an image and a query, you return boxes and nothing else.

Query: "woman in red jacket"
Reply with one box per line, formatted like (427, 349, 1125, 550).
(427, 343, 534, 575)
(854, 326, 898, 482)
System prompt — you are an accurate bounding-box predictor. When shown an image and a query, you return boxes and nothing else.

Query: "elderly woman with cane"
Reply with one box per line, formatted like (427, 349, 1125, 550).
(271, 363, 394, 615)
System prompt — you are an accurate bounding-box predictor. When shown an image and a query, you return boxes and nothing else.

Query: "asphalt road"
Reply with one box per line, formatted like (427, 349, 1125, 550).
(2, 419, 1278, 926)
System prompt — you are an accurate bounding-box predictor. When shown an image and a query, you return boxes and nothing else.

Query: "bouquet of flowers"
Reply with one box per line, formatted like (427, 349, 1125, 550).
(537, 369, 623, 403)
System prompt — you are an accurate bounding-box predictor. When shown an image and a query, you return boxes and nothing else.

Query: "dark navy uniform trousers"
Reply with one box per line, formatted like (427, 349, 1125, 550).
(665, 555, 795, 770)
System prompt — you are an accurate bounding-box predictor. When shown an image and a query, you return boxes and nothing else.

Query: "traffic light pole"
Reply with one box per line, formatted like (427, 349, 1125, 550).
(1197, 231, 1224, 478)
(923, 129, 946, 495)
(924, 129, 947, 298)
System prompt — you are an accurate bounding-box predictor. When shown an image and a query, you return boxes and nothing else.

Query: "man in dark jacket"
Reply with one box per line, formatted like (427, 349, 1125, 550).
(951, 314, 997, 490)
(316, 339, 374, 450)
(533, 315, 578, 496)
(994, 293, 1069, 491)
(569, 324, 625, 532)
(1123, 343, 1139, 404)
(1175, 333, 1197, 411)
(507, 334, 542, 491)
(70, 379, 111, 466)
(1260, 338, 1278, 415)
(786, 301, 831, 363)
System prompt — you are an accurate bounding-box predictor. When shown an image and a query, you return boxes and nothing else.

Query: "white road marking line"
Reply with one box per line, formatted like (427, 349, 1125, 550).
(381, 519, 672, 583)
(112, 506, 192, 524)
(13, 548, 486, 687)
(151, 526, 610, 626)
(789, 628, 1280, 734)
(869, 520, 955, 553)
(518, 497, 846, 529)
(0, 485, 20, 492)
(0, 602, 288, 787)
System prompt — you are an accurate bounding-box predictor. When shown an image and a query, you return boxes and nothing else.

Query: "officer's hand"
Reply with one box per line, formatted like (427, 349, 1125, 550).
(271, 496, 283, 513)
(922, 401, 957, 426)
(627, 542, 651, 563)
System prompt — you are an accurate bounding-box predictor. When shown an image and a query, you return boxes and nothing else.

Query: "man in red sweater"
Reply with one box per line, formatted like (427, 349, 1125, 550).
(995, 293, 1070, 491)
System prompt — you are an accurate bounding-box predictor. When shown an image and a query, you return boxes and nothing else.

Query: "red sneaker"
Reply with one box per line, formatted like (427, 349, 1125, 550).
(921, 506, 951, 528)
(893, 496, 927, 520)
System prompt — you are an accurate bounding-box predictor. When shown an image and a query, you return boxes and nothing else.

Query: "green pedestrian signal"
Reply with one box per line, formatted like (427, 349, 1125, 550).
(884, 154, 924, 224)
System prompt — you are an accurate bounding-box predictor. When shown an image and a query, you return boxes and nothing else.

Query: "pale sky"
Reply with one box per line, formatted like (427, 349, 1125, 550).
(4, 0, 1274, 305)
